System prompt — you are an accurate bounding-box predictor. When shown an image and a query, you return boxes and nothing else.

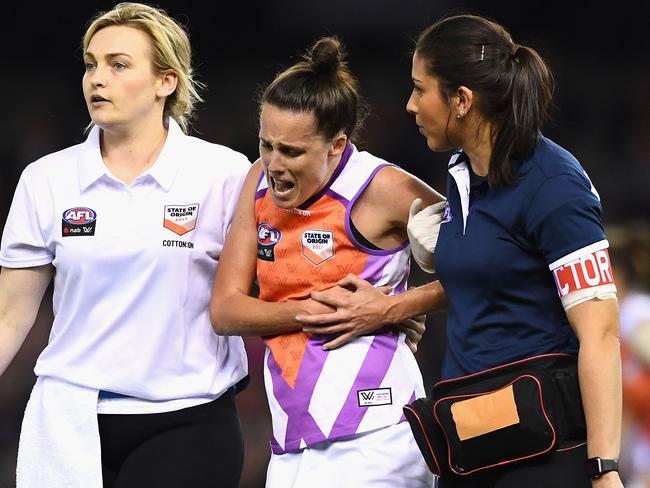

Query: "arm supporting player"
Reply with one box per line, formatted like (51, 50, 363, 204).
(298, 165, 448, 348)
(301, 276, 447, 350)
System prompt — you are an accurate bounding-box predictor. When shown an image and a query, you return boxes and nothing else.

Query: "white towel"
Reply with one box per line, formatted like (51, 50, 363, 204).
(17, 376, 103, 488)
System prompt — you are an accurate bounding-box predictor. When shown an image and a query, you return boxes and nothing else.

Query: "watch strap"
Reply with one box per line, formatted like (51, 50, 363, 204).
(585, 457, 619, 479)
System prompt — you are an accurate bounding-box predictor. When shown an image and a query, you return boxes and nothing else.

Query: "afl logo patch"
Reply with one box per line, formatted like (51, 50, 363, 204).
(257, 223, 281, 262)
(164, 204, 199, 236)
(62, 207, 97, 237)
(301, 230, 334, 266)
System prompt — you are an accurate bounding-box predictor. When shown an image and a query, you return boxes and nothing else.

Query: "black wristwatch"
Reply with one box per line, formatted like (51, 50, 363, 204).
(584, 457, 619, 479)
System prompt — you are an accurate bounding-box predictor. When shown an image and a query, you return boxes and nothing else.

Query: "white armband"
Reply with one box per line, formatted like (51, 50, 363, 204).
(560, 284, 617, 311)
(549, 240, 617, 312)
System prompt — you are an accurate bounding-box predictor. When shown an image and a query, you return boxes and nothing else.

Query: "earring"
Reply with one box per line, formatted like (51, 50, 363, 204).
(457, 110, 464, 119)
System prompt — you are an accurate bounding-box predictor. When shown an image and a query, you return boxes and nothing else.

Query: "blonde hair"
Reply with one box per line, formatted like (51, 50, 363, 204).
(83, 2, 203, 133)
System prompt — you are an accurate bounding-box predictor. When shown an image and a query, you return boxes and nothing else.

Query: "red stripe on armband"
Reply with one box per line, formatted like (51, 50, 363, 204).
(550, 242, 615, 297)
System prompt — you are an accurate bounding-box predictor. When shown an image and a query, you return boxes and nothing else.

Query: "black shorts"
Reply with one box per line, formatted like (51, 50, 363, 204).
(98, 390, 243, 488)
(438, 444, 590, 488)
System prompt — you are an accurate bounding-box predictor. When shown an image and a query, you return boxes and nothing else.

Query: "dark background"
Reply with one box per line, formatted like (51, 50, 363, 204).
(1, 1, 649, 486)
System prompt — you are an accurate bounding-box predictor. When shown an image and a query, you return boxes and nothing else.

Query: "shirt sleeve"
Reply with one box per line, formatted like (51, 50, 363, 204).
(527, 170, 614, 298)
(0, 167, 54, 268)
(527, 170, 606, 264)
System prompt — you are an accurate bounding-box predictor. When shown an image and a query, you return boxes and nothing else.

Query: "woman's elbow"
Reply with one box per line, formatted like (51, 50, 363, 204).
(209, 298, 234, 335)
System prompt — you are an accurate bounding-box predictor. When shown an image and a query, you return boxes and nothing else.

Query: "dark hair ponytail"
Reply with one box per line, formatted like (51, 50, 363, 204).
(493, 45, 554, 185)
(260, 37, 366, 141)
(416, 15, 554, 187)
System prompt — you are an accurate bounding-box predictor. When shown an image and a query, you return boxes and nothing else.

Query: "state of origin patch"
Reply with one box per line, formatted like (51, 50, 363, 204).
(301, 230, 334, 265)
(163, 204, 199, 236)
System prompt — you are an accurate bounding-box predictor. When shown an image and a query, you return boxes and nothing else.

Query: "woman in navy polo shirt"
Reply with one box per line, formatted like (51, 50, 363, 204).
(300, 13, 623, 488)
(404, 14, 622, 487)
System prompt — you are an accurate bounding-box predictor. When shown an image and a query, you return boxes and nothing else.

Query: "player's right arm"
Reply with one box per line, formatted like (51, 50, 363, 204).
(0, 265, 53, 376)
(209, 161, 333, 336)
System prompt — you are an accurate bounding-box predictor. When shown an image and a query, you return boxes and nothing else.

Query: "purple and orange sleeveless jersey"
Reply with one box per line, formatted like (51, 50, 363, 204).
(255, 144, 425, 454)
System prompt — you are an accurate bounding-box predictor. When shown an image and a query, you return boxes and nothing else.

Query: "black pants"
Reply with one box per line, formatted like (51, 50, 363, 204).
(438, 444, 590, 488)
(98, 390, 243, 488)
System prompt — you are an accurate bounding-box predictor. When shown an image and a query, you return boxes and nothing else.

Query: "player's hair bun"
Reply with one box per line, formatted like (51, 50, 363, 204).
(307, 37, 345, 75)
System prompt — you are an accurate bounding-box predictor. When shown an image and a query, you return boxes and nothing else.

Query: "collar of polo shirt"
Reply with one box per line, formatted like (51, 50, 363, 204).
(77, 117, 182, 192)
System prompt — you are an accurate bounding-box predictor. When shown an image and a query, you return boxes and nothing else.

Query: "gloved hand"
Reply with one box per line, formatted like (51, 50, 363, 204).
(407, 198, 447, 273)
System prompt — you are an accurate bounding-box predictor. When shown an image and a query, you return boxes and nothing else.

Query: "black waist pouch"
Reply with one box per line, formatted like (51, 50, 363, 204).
(403, 353, 585, 477)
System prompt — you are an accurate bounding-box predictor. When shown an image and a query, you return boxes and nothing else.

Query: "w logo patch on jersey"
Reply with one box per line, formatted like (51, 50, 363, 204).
(164, 204, 199, 236)
(301, 230, 335, 266)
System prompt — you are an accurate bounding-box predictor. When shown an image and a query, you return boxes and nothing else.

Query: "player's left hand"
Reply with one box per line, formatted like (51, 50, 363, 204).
(296, 274, 392, 350)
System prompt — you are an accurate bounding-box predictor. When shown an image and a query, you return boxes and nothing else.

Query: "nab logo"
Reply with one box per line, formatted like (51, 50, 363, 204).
(257, 223, 282, 262)
(62, 207, 97, 237)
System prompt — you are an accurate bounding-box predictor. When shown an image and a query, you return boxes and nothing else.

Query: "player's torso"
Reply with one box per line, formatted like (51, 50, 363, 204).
(254, 147, 422, 454)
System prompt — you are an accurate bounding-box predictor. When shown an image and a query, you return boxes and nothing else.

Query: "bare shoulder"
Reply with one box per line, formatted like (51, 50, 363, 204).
(242, 159, 265, 189)
(352, 164, 445, 235)
(365, 165, 445, 208)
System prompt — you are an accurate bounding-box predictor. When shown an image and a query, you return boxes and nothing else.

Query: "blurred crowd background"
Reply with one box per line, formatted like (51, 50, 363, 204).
(1, 1, 649, 487)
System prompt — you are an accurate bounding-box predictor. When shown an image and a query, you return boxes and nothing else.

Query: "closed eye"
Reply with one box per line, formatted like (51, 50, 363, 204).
(280, 147, 303, 158)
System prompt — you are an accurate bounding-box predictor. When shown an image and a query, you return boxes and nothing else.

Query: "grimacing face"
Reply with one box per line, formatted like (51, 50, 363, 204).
(406, 52, 457, 152)
(82, 25, 168, 131)
(259, 103, 343, 209)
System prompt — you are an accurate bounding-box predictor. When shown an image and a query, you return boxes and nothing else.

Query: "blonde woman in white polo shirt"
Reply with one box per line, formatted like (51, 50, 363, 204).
(0, 3, 250, 487)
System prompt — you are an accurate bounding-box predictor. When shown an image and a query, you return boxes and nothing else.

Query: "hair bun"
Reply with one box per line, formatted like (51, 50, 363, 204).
(308, 37, 345, 75)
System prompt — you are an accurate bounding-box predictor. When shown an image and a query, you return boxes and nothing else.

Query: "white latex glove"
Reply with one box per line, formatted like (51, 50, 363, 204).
(407, 198, 447, 273)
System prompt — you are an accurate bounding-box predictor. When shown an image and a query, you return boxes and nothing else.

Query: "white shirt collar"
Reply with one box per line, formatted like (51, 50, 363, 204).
(77, 118, 184, 192)
(447, 151, 470, 234)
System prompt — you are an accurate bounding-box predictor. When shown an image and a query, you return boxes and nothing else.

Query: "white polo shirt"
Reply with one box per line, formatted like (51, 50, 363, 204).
(0, 119, 250, 413)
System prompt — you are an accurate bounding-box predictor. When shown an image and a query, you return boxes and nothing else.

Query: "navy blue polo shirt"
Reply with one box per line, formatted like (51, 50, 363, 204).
(435, 136, 607, 379)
